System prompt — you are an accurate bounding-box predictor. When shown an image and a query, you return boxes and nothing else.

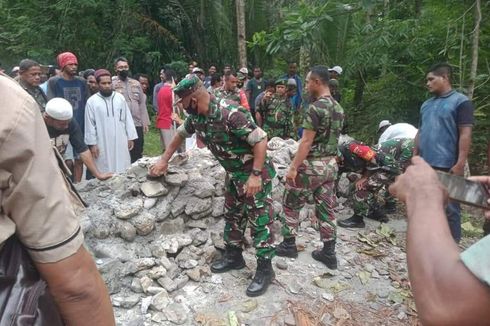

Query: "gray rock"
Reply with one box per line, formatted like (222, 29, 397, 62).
(186, 267, 201, 282)
(144, 197, 158, 209)
(161, 238, 179, 254)
(140, 296, 153, 314)
(164, 303, 188, 325)
(186, 218, 209, 230)
(150, 290, 171, 311)
(140, 181, 169, 197)
(160, 217, 185, 235)
(131, 212, 155, 236)
(118, 222, 137, 242)
(147, 286, 166, 295)
(211, 197, 225, 217)
(170, 196, 188, 217)
(114, 198, 143, 220)
(151, 312, 167, 323)
(97, 259, 125, 294)
(189, 229, 208, 246)
(190, 207, 213, 220)
(112, 293, 141, 309)
(275, 259, 288, 270)
(164, 173, 188, 186)
(139, 276, 153, 293)
(192, 180, 215, 198)
(150, 242, 166, 258)
(185, 197, 212, 216)
(147, 266, 167, 279)
(157, 276, 177, 292)
(130, 278, 143, 293)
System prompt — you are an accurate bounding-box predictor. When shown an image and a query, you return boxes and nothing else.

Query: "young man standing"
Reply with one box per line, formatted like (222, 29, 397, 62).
(47, 52, 89, 183)
(277, 66, 344, 269)
(414, 63, 474, 243)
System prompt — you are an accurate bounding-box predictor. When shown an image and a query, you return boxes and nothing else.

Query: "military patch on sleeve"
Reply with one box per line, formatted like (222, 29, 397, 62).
(247, 127, 267, 146)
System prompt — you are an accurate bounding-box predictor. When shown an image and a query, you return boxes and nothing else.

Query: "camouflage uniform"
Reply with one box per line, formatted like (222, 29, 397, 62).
(177, 98, 276, 259)
(346, 138, 414, 218)
(18, 79, 47, 112)
(281, 96, 344, 241)
(257, 94, 294, 139)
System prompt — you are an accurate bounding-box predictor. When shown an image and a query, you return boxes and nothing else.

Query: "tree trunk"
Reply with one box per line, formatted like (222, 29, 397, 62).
(299, 45, 311, 77)
(236, 0, 247, 68)
(353, 69, 366, 110)
(468, 0, 481, 100)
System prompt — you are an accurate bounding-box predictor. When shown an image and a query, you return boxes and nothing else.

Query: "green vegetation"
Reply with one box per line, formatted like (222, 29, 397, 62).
(1, 0, 488, 171)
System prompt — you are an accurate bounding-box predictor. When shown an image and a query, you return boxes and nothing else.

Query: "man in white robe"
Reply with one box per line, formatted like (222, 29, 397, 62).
(85, 69, 138, 174)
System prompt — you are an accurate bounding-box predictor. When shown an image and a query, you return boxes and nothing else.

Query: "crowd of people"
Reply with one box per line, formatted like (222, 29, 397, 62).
(1, 52, 489, 324)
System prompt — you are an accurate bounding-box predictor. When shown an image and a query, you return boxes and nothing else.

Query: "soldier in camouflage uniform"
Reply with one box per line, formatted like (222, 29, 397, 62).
(256, 78, 294, 139)
(337, 137, 414, 228)
(276, 66, 344, 270)
(212, 70, 250, 110)
(17, 59, 48, 112)
(149, 76, 276, 297)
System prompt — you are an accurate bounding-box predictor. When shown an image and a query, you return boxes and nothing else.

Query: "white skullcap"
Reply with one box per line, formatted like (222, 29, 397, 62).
(46, 98, 73, 120)
(239, 67, 248, 74)
(378, 120, 391, 131)
(329, 65, 343, 75)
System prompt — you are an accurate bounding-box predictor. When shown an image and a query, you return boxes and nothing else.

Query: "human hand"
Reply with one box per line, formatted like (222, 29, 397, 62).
(143, 125, 149, 133)
(286, 166, 297, 187)
(449, 162, 465, 176)
(355, 177, 368, 191)
(90, 145, 99, 159)
(468, 176, 490, 219)
(96, 172, 113, 181)
(244, 175, 262, 197)
(128, 140, 134, 150)
(149, 160, 169, 177)
(389, 156, 445, 203)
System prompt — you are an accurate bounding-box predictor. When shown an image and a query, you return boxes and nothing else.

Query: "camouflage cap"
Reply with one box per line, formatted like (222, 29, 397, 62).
(275, 77, 288, 86)
(173, 75, 202, 98)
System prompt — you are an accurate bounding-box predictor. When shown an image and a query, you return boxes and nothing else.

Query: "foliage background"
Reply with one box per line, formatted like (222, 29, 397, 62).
(0, 0, 488, 172)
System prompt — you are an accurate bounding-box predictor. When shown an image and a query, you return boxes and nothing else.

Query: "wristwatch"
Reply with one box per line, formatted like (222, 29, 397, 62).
(252, 169, 262, 177)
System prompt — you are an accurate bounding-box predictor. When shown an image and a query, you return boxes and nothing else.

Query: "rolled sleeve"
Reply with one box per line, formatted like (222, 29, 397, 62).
(460, 235, 490, 286)
(0, 79, 84, 263)
(177, 117, 195, 139)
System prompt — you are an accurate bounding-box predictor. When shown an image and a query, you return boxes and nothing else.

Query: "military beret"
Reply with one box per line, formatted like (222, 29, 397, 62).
(275, 78, 288, 86)
(173, 75, 202, 98)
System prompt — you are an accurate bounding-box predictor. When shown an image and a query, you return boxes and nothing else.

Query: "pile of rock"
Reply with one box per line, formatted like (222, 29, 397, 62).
(76, 138, 298, 325)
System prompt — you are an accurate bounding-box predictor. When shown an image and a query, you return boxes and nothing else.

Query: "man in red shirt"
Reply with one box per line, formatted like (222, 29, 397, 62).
(156, 70, 177, 150)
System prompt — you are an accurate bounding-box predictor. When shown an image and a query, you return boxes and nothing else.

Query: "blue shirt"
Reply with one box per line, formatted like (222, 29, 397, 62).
(418, 90, 474, 168)
(47, 76, 89, 133)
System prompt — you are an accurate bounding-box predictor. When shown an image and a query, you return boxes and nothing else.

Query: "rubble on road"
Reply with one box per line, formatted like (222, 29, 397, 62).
(77, 138, 417, 325)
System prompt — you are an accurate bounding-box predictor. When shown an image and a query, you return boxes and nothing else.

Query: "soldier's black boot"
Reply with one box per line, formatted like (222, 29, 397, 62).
(367, 208, 389, 223)
(383, 201, 397, 214)
(312, 240, 337, 269)
(275, 237, 298, 258)
(211, 245, 246, 273)
(338, 214, 365, 228)
(246, 258, 275, 297)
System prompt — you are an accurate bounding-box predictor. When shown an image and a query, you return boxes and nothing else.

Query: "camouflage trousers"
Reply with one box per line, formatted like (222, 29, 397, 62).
(281, 157, 338, 241)
(223, 175, 275, 259)
(353, 172, 393, 217)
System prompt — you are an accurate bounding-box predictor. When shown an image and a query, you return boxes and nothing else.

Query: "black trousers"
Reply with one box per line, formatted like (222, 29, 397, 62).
(130, 126, 144, 163)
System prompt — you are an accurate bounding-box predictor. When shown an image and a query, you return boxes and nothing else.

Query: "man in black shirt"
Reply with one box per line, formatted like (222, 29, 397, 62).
(44, 98, 112, 182)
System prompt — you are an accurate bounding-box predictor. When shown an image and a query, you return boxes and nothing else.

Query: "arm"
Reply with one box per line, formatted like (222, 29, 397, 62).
(79, 150, 112, 180)
(286, 129, 316, 186)
(149, 133, 184, 176)
(239, 90, 250, 110)
(413, 131, 420, 156)
(450, 126, 472, 175)
(139, 88, 150, 132)
(46, 78, 56, 100)
(390, 157, 490, 325)
(35, 247, 115, 326)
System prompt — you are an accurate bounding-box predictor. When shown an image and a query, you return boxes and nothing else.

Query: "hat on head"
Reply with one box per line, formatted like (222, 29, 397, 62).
(378, 120, 391, 131)
(192, 67, 204, 74)
(11, 66, 20, 73)
(328, 65, 343, 75)
(94, 69, 111, 80)
(287, 78, 297, 87)
(239, 67, 248, 75)
(45, 98, 73, 121)
(173, 75, 202, 98)
(275, 78, 288, 86)
(57, 52, 78, 70)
